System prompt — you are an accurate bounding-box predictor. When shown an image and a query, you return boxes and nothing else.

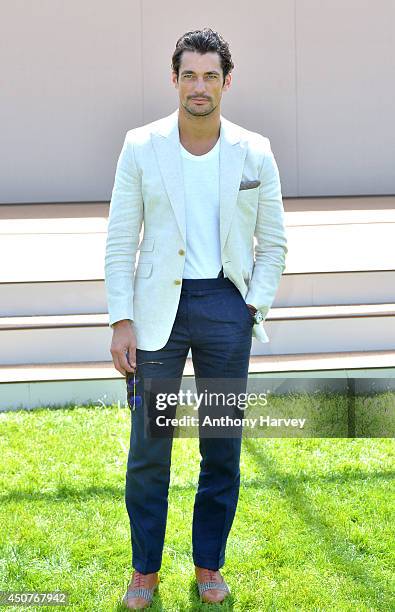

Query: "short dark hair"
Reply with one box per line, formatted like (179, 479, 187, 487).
(171, 28, 234, 84)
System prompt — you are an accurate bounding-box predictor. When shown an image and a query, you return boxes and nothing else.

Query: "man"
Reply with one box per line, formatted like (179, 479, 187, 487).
(105, 28, 287, 609)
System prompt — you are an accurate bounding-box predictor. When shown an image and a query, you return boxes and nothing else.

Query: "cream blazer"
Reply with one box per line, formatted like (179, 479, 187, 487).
(105, 108, 288, 350)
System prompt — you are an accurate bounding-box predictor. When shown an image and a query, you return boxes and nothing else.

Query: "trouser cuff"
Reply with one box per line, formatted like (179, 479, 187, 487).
(132, 557, 162, 574)
(193, 554, 225, 571)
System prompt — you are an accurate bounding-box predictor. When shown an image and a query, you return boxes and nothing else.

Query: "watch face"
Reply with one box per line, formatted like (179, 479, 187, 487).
(254, 311, 263, 323)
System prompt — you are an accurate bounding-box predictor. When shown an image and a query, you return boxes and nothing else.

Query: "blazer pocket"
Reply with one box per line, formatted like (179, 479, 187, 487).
(239, 179, 261, 191)
(135, 262, 153, 278)
(138, 237, 155, 251)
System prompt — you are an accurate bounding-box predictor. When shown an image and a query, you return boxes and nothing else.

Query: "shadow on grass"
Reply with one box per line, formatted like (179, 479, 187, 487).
(1, 466, 393, 505)
(243, 438, 392, 609)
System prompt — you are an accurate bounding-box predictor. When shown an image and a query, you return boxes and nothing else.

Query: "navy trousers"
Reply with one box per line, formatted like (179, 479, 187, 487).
(125, 276, 254, 573)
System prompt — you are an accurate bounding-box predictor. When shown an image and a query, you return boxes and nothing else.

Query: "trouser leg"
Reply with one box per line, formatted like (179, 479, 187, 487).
(125, 302, 189, 573)
(188, 279, 253, 569)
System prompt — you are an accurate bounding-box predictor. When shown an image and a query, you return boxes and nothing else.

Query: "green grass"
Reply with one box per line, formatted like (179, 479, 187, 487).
(0, 404, 394, 611)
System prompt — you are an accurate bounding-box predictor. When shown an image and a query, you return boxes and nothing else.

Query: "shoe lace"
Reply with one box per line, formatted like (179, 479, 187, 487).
(132, 570, 149, 588)
(201, 568, 219, 583)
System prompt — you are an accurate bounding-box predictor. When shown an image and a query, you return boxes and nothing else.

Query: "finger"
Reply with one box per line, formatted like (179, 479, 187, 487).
(122, 349, 135, 374)
(112, 353, 126, 377)
(128, 347, 137, 369)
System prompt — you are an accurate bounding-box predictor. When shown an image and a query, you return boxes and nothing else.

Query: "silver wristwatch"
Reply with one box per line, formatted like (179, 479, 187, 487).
(251, 308, 263, 324)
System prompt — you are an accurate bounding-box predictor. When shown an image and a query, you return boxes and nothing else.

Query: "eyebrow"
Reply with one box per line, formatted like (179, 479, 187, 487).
(180, 70, 221, 76)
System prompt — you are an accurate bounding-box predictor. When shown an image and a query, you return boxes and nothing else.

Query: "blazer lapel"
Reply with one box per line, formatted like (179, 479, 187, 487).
(151, 109, 186, 243)
(218, 116, 247, 252)
(151, 108, 247, 252)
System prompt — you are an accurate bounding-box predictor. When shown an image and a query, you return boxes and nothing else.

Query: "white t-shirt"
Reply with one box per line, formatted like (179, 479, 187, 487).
(180, 137, 223, 279)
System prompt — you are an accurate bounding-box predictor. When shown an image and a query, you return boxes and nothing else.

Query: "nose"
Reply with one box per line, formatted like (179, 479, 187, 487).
(194, 77, 206, 93)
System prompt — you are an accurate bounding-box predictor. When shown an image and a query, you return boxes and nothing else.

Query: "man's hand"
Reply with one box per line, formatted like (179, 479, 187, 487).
(110, 320, 137, 376)
(246, 303, 257, 317)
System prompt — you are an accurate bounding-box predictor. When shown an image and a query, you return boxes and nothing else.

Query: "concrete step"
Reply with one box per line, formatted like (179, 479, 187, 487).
(1, 304, 395, 365)
(277, 270, 395, 307)
(285, 216, 395, 273)
(1, 206, 394, 285)
(1, 350, 394, 411)
(1, 350, 395, 383)
(0, 280, 107, 317)
(1, 269, 394, 317)
(1, 196, 394, 220)
(284, 195, 395, 212)
(1, 202, 394, 320)
(1, 199, 394, 366)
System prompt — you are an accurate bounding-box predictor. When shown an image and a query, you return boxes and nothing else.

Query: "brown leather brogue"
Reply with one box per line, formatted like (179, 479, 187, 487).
(122, 569, 160, 609)
(195, 565, 230, 603)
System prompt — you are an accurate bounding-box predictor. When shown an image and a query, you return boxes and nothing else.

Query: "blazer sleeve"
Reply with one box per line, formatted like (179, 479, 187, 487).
(104, 132, 143, 327)
(245, 138, 288, 320)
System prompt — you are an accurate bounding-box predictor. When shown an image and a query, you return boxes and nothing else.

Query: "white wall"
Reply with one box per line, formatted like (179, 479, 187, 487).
(1, 0, 394, 203)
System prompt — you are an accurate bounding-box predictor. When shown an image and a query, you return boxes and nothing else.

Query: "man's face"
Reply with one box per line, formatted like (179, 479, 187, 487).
(172, 50, 232, 117)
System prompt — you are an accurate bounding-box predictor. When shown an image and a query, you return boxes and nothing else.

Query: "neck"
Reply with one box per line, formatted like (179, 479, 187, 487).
(177, 104, 221, 143)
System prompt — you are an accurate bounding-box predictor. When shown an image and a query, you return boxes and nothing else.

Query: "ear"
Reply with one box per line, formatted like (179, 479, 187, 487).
(223, 71, 232, 92)
(171, 71, 179, 88)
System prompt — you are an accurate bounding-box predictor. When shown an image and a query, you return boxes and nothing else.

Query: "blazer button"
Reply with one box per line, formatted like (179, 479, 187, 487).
(178, 249, 185, 255)
(174, 279, 182, 285)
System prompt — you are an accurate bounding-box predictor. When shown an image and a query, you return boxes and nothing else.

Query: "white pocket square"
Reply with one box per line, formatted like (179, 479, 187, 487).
(239, 179, 261, 191)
